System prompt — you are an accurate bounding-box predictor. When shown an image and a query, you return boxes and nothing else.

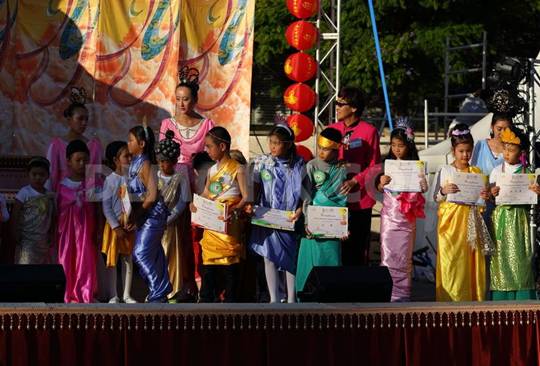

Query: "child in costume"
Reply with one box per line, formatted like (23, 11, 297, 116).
(249, 125, 304, 303)
(433, 124, 492, 302)
(127, 125, 172, 303)
(377, 118, 428, 302)
(57, 140, 98, 303)
(192, 127, 248, 303)
(11, 157, 56, 264)
(101, 141, 136, 303)
(156, 130, 191, 301)
(489, 126, 539, 300)
(296, 127, 347, 296)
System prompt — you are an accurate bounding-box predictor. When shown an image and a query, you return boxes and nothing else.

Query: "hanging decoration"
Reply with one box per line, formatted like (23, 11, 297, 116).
(287, 113, 314, 142)
(285, 20, 318, 51)
(284, 52, 317, 82)
(286, 0, 319, 19)
(296, 144, 314, 162)
(284, 83, 316, 112)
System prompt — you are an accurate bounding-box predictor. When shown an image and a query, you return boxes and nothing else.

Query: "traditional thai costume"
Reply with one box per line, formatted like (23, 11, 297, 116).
(15, 185, 55, 264)
(57, 178, 97, 303)
(46, 137, 103, 193)
(296, 158, 346, 294)
(250, 154, 305, 275)
(489, 162, 535, 300)
(199, 158, 243, 302)
(379, 166, 426, 302)
(433, 165, 493, 301)
(102, 173, 134, 267)
(158, 168, 191, 299)
(128, 154, 172, 302)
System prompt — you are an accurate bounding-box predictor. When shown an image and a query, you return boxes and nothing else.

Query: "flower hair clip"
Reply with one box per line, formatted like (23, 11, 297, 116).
(451, 129, 470, 136)
(405, 127, 415, 141)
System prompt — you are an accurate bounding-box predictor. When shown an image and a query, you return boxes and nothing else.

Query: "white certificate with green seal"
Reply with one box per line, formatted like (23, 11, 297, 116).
(307, 205, 348, 239)
(384, 159, 426, 192)
(191, 194, 228, 233)
(496, 173, 538, 205)
(251, 206, 295, 231)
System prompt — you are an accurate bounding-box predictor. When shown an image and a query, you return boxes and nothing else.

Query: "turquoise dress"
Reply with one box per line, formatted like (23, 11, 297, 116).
(296, 159, 347, 294)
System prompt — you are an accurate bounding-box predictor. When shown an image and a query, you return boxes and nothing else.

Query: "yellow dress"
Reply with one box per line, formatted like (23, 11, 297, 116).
(435, 165, 487, 301)
(200, 159, 243, 265)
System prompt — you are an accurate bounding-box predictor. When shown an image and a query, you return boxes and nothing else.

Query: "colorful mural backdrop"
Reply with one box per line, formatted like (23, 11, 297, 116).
(0, 0, 254, 156)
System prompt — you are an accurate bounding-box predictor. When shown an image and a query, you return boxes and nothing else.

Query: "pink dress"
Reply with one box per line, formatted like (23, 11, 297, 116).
(380, 191, 425, 302)
(57, 178, 97, 303)
(159, 118, 214, 167)
(46, 137, 103, 193)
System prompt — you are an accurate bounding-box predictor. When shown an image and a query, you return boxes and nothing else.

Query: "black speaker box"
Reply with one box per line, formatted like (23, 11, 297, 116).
(298, 266, 393, 303)
(0, 265, 65, 303)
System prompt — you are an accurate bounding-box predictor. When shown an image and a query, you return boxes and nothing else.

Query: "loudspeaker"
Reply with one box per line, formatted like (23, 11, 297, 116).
(0, 265, 65, 303)
(298, 266, 393, 303)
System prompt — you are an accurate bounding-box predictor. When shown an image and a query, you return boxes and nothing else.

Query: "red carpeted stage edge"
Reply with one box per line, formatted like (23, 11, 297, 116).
(0, 302, 539, 365)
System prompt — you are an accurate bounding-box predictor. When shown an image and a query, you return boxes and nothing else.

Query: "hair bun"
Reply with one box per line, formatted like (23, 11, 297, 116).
(178, 66, 200, 88)
(69, 87, 87, 105)
(165, 129, 175, 141)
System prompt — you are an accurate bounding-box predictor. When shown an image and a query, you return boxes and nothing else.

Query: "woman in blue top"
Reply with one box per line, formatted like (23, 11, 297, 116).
(471, 113, 512, 176)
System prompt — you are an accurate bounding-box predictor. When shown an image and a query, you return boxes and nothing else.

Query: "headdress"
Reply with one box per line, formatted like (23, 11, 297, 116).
(155, 130, 181, 162)
(317, 135, 341, 150)
(451, 128, 471, 136)
(178, 66, 200, 90)
(394, 116, 415, 141)
(69, 87, 87, 105)
(272, 113, 295, 142)
(500, 127, 521, 146)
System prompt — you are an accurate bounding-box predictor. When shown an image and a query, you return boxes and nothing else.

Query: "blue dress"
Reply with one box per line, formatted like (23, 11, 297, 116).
(128, 154, 172, 302)
(249, 155, 305, 274)
(471, 139, 503, 176)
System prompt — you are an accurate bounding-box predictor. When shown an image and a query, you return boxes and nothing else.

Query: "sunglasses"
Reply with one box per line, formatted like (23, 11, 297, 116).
(335, 101, 349, 107)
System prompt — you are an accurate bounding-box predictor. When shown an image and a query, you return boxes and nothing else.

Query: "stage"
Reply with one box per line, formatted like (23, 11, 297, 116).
(0, 302, 539, 365)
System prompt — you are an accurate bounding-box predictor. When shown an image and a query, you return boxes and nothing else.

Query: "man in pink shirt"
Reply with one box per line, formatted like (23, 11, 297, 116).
(330, 86, 381, 266)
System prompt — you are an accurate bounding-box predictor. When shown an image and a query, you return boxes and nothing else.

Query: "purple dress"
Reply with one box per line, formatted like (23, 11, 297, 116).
(380, 191, 425, 302)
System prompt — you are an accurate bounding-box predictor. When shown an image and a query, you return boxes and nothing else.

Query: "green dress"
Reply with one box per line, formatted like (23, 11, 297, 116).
(490, 164, 536, 300)
(296, 159, 347, 294)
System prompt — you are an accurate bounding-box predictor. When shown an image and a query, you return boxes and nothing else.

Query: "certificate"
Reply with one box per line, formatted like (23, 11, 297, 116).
(307, 206, 348, 239)
(496, 173, 538, 205)
(251, 206, 295, 231)
(384, 160, 426, 192)
(191, 194, 228, 233)
(447, 172, 486, 205)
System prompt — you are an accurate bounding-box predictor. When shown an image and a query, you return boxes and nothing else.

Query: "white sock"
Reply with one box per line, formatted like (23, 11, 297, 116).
(121, 255, 134, 300)
(286, 271, 296, 303)
(264, 258, 279, 303)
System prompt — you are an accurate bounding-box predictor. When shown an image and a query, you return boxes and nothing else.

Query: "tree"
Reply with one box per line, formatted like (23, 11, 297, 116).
(252, 0, 540, 118)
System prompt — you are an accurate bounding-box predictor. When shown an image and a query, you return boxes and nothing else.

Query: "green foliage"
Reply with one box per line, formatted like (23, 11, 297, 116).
(252, 0, 540, 115)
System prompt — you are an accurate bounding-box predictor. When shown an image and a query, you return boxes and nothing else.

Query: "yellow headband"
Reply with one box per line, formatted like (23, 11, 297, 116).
(317, 135, 341, 150)
(500, 128, 521, 145)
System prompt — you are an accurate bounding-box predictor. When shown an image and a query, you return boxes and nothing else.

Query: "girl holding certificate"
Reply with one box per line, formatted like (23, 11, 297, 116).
(249, 125, 304, 303)
(489, 126, 540, 300)
(101, 141, 136, 303)
(195, 127, 248, 302)
(296, 127, 347, 295)
(376, 119, 427, 302)
(433, 124, 492, 302)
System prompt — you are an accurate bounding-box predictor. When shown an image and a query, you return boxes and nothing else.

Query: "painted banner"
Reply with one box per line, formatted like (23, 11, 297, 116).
(0, 0, 254, 156)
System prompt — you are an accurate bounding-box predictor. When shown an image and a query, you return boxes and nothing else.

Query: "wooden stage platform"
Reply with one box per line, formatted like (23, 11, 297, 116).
(0, 301, 539, 365)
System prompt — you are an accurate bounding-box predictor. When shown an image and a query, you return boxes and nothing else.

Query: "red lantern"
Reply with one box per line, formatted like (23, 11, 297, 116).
(285, 20, 318, 51)
(287, 114, 314, 142)
(296, 144, 314, 162)
(286, 0, 319, 19)
(284, 83, 316, 112)
(284, 52, 317, 82)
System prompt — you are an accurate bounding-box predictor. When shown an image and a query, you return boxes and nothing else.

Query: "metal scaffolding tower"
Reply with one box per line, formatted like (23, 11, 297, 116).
(314, 0, 340, 132)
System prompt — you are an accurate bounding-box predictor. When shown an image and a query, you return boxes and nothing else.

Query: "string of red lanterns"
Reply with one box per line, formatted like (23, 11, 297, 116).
(283, 0, 319, 161)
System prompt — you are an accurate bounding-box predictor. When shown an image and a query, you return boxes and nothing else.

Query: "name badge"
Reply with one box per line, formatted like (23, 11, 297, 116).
(348, 138, 362, 149)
